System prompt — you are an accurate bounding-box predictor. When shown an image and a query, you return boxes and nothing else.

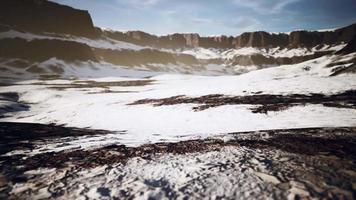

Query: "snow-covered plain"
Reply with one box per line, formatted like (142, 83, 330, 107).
(1, 54, 355, 154)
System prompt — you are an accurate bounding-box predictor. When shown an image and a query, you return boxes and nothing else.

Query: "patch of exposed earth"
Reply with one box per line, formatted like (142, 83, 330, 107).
(0, 92, 30, 118)
(4, 79, 154, 90)
(0, 123, 355, 199)
(129, 90, 356, 113)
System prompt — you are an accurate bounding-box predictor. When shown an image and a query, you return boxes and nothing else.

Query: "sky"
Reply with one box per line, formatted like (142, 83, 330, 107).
(52, 0, 356, 36)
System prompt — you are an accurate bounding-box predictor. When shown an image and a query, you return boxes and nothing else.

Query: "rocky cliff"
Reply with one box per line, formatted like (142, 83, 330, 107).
(0, 0, 99, 38)
(0, 38, 97, 62)
(103, 24, 356, 49)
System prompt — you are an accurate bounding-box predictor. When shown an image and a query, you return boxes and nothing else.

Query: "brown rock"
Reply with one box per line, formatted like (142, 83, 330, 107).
(0, 0, 99, 38)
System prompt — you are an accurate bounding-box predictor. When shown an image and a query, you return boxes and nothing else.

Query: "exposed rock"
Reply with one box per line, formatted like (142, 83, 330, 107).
(102, 23, 356, 49)
(158, 34, 187, 48)
(183, 33, 200, 48)
(228, 51, 331, 66)
(128, 90, 356, 112)
(337, 37, 356, 54)
(0, 0, 99, 38)
(329, 64, 356, 76)
(233, 32, 289, 48)
(0, 38, 97, 62)
(94, 48, 199, 66)
(125, 31, 158, 46)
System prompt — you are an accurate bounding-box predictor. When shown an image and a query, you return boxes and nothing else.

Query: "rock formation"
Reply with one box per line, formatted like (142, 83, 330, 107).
(0, 0, 99, 38)
(0, 38, 97, 62)
(102, 24, 356, 49)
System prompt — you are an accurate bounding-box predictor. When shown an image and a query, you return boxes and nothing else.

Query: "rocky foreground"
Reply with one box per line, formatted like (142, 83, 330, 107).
(0, 123, 355, 199)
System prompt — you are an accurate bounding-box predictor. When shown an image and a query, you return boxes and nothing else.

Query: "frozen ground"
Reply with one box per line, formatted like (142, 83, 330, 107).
(1, 126, 355, 199)
(0, 51, 355, 199)
(1, 54, 356, 151)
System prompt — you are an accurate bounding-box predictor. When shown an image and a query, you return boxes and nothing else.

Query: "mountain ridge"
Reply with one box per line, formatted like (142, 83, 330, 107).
(100, 23, 356, 49)
(0, 0, 355, 79)
(1, 0, 355, 49)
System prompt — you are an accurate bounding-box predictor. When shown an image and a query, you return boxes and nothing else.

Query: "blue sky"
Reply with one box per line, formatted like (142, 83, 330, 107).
(52, 0, 356, 36)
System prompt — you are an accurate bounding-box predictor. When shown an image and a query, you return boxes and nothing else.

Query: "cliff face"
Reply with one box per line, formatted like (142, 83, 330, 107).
(289, 24, 356, 48)
(103, 23, 356, 49)
(94, 48, 198, 66)
(0, 0, 99, 38)
(233, 32, 289, 48)
(230, 24, 356, 48)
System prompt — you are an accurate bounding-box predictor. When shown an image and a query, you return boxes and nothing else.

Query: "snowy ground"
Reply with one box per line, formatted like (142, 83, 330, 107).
(1, 54, 356, 151)
(0, 52, 355, 199)
(2, 126, 355, 199)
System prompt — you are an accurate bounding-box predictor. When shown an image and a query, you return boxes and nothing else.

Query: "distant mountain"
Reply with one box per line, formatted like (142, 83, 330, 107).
(101, 24, 356, 49)
(1, 0, 355, 49)
(0, 0, 355, 80)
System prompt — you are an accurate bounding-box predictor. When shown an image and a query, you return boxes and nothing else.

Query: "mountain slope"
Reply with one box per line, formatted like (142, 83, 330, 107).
(0, 0, 99, 38)
(0, 0, 355, 80)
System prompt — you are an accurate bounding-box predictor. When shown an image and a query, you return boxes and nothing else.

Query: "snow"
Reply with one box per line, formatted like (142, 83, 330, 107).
(0, 58, 160, 80)
(1, 54, 355, 153)
(176, 44, 347, 61)
(9, 146, 291, 199)
(182, 48, 221, 59)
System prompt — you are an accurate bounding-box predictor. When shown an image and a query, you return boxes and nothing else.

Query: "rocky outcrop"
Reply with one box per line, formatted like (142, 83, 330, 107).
(199, 36, 234, 49)
(103, 23, 356, 49)
(337, 37, 356, 55)
(102, 30, 237, 49)
(232, 24, 356, 48)
(228, 51, 332, 66)
(0, 38, 97, 62)
(183, 34, 200, 48)
(102, 31, 202, 48)
(0, 0, 99, 38)
(290, 24, 356, 48)
(233, 32, 289, 48)
(94, 48, 199, 66)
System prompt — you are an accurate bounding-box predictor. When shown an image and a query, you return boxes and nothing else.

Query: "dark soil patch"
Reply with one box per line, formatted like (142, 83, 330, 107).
(0, 122, 118, 155)
(329, 63, 356, 76)
(0, 92, 19, 102)
(236, 132, 356, 159)
(44, 80, 153, 90)
(1, 123, 355, 181)
(0, 93, 30, 118)
(129, 90, 356, 113)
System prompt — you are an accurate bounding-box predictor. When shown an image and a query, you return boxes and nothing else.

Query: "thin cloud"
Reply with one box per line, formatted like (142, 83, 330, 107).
(233, 0, 300, 13)
(232, 17, 261, 31)
(124, 0, 161, 9)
